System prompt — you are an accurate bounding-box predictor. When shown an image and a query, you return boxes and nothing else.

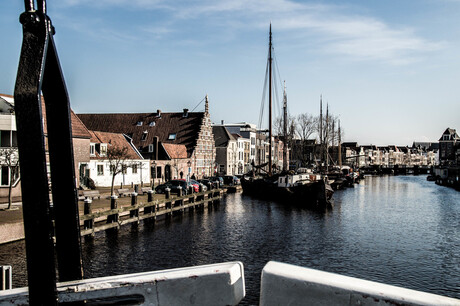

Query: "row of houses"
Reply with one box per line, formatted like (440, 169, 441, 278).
(289, 128, 459, 169)
(0, 93, 287, 197)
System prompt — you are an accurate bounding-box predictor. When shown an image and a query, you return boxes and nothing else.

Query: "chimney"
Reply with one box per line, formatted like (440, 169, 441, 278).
(156, 109, 161, 118)
(221, 120, 224, 125)
(153, 136, 159, 160)
(183, 108, 189, 118)
(205, 94, 209, 114)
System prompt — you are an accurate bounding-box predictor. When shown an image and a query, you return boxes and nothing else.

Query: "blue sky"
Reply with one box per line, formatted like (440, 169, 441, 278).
(1, 0, 459, 145)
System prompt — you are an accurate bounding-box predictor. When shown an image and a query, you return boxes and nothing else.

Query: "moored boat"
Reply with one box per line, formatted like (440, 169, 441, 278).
(241, 24, 333, 210)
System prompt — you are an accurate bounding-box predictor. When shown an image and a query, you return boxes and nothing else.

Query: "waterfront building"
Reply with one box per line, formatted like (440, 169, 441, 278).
(78, 96, 216, 182)
(212, 125, 237, 176)
(438, 128, 459, 166)
(222, 122, 257, 164)
(0, 93, 92, 192)
(0, 94, 20, 199)
(231, 133, 246, 175)
(85, 130, 149, 188)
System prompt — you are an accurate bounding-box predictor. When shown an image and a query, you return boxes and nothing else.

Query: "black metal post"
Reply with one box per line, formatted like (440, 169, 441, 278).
(14, 1, 84, 303)
(14, 7, 59, 305)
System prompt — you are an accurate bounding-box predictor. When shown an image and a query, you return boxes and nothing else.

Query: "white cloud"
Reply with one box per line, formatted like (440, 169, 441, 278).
(57, 0, 445, 65)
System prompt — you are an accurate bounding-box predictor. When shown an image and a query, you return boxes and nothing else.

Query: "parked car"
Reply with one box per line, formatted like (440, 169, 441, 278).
(176, 179, 199, 193)
(169, 179, 189, 195)
(223, 175, 240, 186)
(199, 179, 215, 189)
(154, 182, 172, 194)
(207, 176, 224, 187)
(190, 179, 207, 192)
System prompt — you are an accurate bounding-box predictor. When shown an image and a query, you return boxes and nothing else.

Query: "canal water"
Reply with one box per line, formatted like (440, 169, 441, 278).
(1, 175, 459, 304)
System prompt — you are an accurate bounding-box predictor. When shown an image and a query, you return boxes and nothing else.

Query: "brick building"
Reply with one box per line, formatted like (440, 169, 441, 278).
(78, 96, 216, 183)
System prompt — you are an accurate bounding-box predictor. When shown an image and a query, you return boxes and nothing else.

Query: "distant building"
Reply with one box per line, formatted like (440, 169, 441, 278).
(438, 128, 459, 166)
(212, 125, 237, 176)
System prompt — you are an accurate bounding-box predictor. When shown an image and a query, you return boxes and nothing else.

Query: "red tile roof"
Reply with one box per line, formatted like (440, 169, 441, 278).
(163, 143, 188, 159)
(89, 130, 141, 159)
(77, 112, 205, 157)
(0, 93, 91, 139)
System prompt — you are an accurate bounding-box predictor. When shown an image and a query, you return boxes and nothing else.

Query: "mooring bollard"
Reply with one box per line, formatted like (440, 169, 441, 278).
(83, 198, 93, 230)
(145, 190, 154, 214)
(165, 187, 172, 216)
(107, 195, 118, 224)
(130, 192, 138, 219)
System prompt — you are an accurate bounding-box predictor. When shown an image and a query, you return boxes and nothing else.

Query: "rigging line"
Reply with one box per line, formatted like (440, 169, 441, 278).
(191, 97, 205, 112)
(258, 50, 270, 130)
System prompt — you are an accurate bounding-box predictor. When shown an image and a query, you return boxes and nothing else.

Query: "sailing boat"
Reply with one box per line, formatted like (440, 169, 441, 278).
(241, 25, 333, 210)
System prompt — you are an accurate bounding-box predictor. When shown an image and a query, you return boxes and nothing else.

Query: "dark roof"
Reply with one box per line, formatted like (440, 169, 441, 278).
(213, 126, 234, 147)
(439, 128, 459, 141)
(78, 112, 205, 156)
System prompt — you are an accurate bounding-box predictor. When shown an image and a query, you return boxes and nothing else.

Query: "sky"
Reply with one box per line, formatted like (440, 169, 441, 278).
(1, 0, 460, 146)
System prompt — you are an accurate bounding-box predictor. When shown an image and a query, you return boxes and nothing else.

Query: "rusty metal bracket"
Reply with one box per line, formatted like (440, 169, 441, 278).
(14, 1, 83, 304)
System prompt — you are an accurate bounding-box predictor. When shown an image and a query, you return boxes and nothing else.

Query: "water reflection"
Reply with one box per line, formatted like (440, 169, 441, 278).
(0, 175, 458, 304)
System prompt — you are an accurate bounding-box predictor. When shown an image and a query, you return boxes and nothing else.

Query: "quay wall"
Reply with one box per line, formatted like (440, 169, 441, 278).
(0, 222, 24, 244)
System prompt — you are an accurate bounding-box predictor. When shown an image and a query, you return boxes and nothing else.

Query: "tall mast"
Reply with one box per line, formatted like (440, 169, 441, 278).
(283, 81, 288, 171)
(319, 95, 323, 166)
(325, 103, 329, 171)
(268, 24, 273, 175)
(338, 120, 342, 168)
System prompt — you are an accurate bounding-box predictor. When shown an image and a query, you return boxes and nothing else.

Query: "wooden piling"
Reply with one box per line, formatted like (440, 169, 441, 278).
(83, 198, 93, 235)
(107, 195, 119, 224)
(130, 192, 139, 220)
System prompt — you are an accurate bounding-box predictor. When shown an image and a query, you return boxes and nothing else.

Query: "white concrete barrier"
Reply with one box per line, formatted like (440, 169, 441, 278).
(0, 261, 245, 305)
(260, 261, 460, 306)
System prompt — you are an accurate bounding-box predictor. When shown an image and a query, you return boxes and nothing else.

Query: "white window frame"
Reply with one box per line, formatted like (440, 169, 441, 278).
(90, 144, 95, 156)
(97, 164, 104, 176)
(100, 144, 107, 157)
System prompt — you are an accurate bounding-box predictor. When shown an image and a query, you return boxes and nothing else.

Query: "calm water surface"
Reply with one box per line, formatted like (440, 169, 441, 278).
(1, 175, 459, 304)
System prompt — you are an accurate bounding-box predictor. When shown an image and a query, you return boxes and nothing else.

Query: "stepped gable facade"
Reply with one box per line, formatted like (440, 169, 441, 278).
(78, 97, 215, 180)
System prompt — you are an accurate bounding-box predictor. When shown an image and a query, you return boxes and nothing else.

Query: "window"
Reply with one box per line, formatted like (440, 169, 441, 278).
(97, 164, 104, 176)
(149, 121, 155, 127)
(168, 133, 176, 140)
(132, 164, 138, 174)
(122, 165, 127, 174)
(100, 144, 107, 157)
(148, 144, 154, 152)
(443, 135, 450, 140)
(90, 144, 95, 156)
(141, 132, 148, 141)
(137, 121, 143, 126)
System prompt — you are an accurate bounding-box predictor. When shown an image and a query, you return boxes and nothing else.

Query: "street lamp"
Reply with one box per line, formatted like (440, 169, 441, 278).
(187, 160, 191, 182)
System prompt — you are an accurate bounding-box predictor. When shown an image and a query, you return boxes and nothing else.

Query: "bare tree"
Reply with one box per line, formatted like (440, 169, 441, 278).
(296, 113, 317, 141)
(107, 146, 132, 196)
(0, 147, 20, 210)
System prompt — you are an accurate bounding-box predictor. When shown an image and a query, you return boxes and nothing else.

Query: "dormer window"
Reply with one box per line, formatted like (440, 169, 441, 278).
(100, 144, 107, 157)
(168, 133, 176, 140)
(141, 131, 148, 141)
(149, 121, 155, 127)
(137, 121, 143, 126)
